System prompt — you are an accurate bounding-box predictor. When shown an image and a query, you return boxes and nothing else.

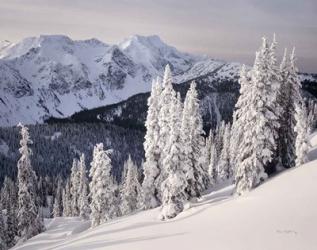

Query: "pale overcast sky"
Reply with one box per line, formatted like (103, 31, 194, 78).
(0, 0, 316, 72)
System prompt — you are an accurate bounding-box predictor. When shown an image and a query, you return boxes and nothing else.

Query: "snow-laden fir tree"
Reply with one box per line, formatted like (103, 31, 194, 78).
(70, 158, 80, 216)
(235, 37, 280, 195)
(217, 123, 233, 181)
(16, 123, 44, 241)
(160, 93, 187, 220)
(208, 142, 218, 186)
(278, 48, 304, 168)
(202, 131, 214, 187)
(295, 102, 310, 166)
(307, 99, 317, 133)
(62, 180, 72, 217)
(0, 207, 8, 250)
(214, 121, 226, 162)
(121, 155, 141, 215)
(110, 182, 122, 219)
(53, 177, 63, 217)
(78, 154, 90, 220)
(204, 132, 213, 168)
(181, 81, 209, 198)
(157, 65, 175, 200)
(89, 143, 116, 227)
(200, 136, 212, 181)
(230, 65, 251, 170)
(142, 78, 163, 209)
(267, 35, 283, 168)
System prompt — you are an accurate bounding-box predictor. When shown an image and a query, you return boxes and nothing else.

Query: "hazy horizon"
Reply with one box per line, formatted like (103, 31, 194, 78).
(1, 0, 316, 73)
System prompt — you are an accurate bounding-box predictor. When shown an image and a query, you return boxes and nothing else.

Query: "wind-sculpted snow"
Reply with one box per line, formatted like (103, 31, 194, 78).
(13, 132, 317, 250)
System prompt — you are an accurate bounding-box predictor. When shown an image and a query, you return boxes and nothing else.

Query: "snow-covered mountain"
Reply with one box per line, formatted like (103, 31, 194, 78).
(13, 133, 317, 250)
(0, 34, 316, 127)
(0, 34, 239, 127)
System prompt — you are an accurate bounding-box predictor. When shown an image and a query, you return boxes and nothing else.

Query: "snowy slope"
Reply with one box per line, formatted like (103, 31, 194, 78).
(13, 134, 317, 250)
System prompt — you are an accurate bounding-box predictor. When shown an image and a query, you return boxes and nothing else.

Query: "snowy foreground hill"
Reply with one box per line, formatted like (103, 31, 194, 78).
(13, 133, 317, 250)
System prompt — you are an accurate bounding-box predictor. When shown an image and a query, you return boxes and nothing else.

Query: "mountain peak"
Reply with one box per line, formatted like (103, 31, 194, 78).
(119, 34, 167, 51)
(0, 40, 13, 57)
(0, 34, 75, 60)
(20, 34, 73, 48)
(37, 34, 74, 46)
(118, 34, 200, 75)
(76, 38, 108, 47)
(130, 34, 163, 44)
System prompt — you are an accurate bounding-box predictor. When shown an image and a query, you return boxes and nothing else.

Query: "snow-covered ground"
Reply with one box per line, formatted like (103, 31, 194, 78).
(14, 134, 317, 250)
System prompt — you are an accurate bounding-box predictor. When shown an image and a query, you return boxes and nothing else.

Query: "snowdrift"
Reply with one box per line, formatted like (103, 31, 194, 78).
(14, 134, 317, 250)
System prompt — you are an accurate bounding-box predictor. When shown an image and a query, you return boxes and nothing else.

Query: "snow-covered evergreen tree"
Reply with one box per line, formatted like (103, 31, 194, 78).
(235, 37, 280, 195)
(160, 93, 187, 219)
(62, 180, 72, 217)
(142, 78, 163, 209)
(278, 48, 304, 168)
(53, 178, 63, 217)
(295, 103, 310, 166)
(110, 182, 122, 219)
(16, 123, 44, 241)
(89, 143, 116, 227)
(70, 158, 80, 216)
(121, 155, 141, 215)
(218, 123, 232, 181)
(307, 99, 317, 133)
(204, 131, 213, 168)
(181, 81, 209, 198)
(78, 154, 90, 220)
(230, 65, 251, 171)
(200, 136, 211, 179)
(214, 121, 226, 162)
(156, 65, 176, 200)
(208, 142, 218, 186)
(268, 34, 283, 166)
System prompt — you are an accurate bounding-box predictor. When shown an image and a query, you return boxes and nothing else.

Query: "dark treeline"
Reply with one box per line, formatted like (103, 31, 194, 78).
(0, 122, 144, 186)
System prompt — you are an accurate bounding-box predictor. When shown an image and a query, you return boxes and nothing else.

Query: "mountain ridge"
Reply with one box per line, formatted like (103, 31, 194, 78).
(0, 34, 316, 127)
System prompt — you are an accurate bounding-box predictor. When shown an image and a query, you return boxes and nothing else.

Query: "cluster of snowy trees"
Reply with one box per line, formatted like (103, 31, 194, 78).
(0, 125, 144, 249)
(50, 144, 142, 228)
(142, 36, 313, 219)
(233, 36, 311, 194)
(52, 154, 91, 220)
(206, 121, 234, 185)
(0, 125, 140, 248)
(142, 65, 210, 219)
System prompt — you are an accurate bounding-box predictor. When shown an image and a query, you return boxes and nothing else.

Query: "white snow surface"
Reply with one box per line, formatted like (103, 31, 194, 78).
(13, 134, 317, 250)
